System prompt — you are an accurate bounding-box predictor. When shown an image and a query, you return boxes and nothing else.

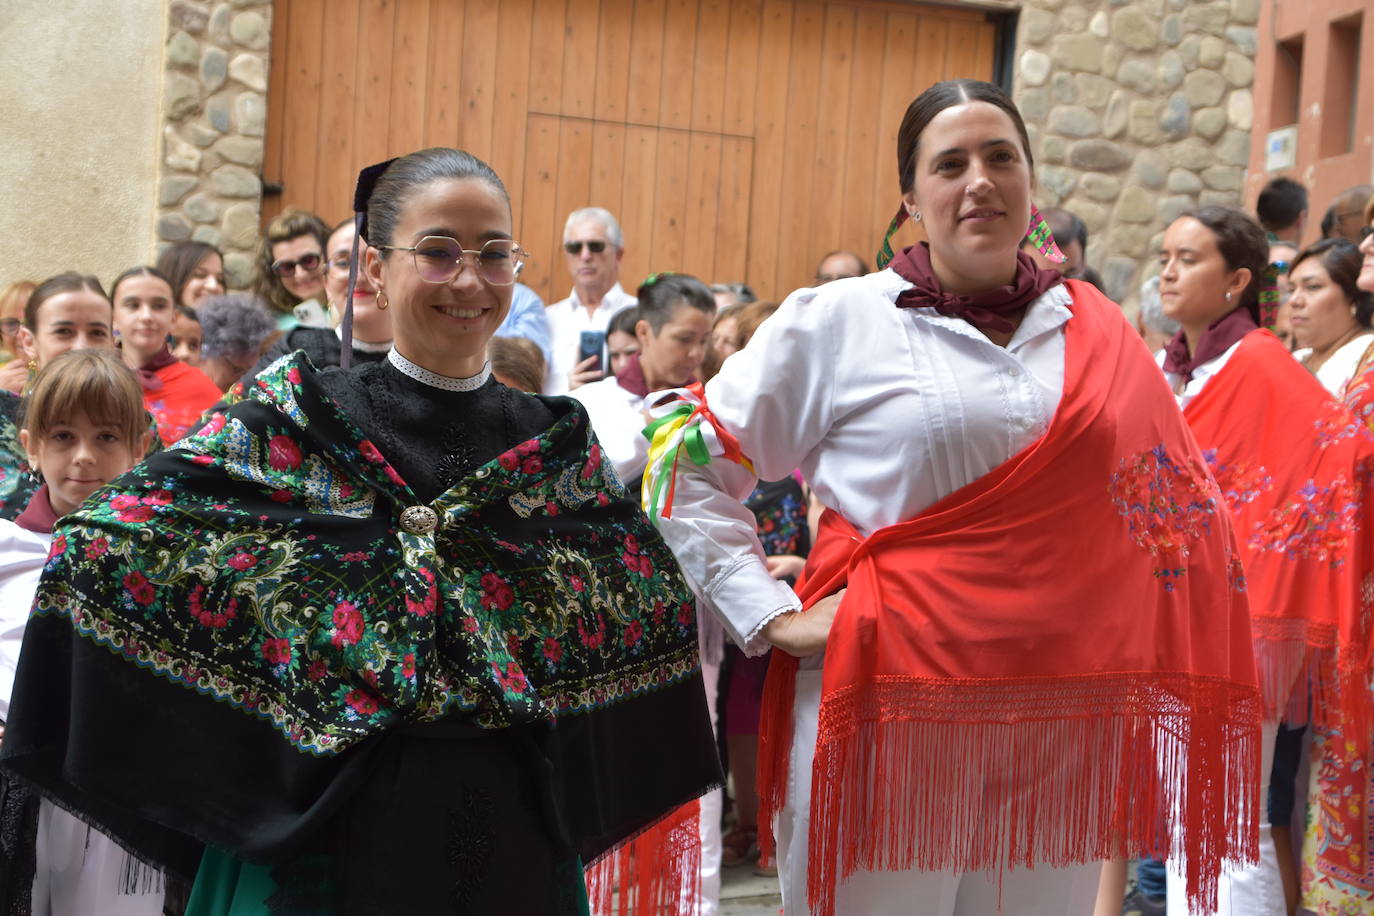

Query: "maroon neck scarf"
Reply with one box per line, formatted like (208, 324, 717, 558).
(1161, 307, 1257, 382)
(15, 485, 58, 535)
(888, 243, 1063, 334)
(135, 345, 178, 393)
(614, 353, 694, 399)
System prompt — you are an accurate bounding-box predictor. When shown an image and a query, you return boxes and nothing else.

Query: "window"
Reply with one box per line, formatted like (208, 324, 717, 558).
(1321, 14, 1362, 157)
(1271, 34, 1303, 130)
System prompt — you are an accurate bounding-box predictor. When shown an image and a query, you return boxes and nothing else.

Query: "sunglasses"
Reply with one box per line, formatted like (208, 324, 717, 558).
(271, 252, 324, 277)
(564, 240, 609, 255)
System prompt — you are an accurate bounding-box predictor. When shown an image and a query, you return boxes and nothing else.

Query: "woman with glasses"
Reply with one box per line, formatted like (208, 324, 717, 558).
(0, 147, 720, 916)
(251, 208, 331, 330)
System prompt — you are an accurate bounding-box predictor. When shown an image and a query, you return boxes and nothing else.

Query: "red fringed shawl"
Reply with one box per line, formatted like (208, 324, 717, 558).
(1181, 329, 1374, 727)
(756, 283, 1262, 916)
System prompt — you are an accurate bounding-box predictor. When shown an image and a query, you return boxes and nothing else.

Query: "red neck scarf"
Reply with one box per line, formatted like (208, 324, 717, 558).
(15, 485, 58, 535)
(135, 345, 179, 393)
(888, 243, 1063, 334)
(614, 353, 650, 398)
(757, 281, 1261, 916)
(1161, 306, 1256, 382)
(1182, 329, 1374, 727)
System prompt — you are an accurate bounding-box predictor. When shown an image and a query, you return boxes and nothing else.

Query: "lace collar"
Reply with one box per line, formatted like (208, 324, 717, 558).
(387, 348, 491, 392)
(336, 325, 392, 354)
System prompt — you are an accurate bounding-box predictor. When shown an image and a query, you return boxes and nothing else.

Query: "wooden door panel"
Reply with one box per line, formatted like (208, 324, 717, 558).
(263, 0, 1000, 304)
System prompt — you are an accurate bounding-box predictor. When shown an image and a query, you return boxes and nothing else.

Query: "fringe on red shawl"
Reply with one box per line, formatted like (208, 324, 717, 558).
(584, 800, 702, 916)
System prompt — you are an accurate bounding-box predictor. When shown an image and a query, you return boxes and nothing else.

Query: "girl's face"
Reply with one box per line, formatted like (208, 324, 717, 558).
(1288, 257, 1359, 353)
(113, 275, 176, 365)
(1158, 217, 1251, 329)
(366, 177, 514, 377)
(607, 329, 640, 376)
(19, 290, 114, 368)
(182, 252, 224, 308)
(637, 305, 713, 387)
(21, 409, 146, 517)
(170, 312, 203, 365)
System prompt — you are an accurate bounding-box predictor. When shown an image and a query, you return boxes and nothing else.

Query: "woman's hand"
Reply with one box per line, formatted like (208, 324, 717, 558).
(764, 554, 806, 581)
(568, 355, 604, 390)
(763, 588, 845, 658)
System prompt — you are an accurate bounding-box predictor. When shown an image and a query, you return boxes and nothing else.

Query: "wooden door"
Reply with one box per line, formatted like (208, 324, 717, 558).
(263, 0, 1002, 304)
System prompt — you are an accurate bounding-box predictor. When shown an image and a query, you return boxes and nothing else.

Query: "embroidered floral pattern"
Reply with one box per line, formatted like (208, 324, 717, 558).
(35, 354, 701, 756)
(1108, 445, 1220, 590)
(1247, 476, 1360, 564)
(1203, 449, 1274, 512)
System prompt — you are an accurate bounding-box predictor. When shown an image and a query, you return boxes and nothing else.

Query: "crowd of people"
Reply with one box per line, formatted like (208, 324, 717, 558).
(0, 77, 1369, 916)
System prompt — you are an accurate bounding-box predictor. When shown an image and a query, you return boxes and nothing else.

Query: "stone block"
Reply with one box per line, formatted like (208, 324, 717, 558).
(1051, 72, 1077, 104)
(167, 30, 201, 68)
(1041, 134, 1068, 164)
(1227, 89, 1253, 130)
(1158, 194, 1196, 226)
(184, 192, 221, 224)
(1103, 90, 1128, 139)
(159, 175, 198, 206)
(1223, 52, 1253, 88)
(164, 126, 202, 171)
(1132, 149, 1167, 189)
(1021, 7, 1055, 44)
(1167, 168, 1203, 193)
(229, 11, 269, 50)
(189, 124, 220, 147)
(1161, 14, 1182, 46)
(1018, 88, 1049, 123)
(202, 47, 228, 93)
(1178, 35, 1200, 69)
(165, 73, 202, 120)
(208, 95, 232, 132)
(235, 92, 266, 136)
(1225, 26, 1258, 55)
(1103, 44, 1125, 77)
(1091, 11, 1109, 37)
(1106, 224, 1152, 258)
(1168, 138, 1214, 171)
(1217, 129, 1250, 165)
(1193, 107, 1227, 140)
(1201, 165, 1243, 191)
(1041, 166, 1079, 199)
(1110, 7, 1159, 51)
(171, 0, 210, 33)
(1198, 35, 1225, 69)
(1061, 6, 1089, 31)
(1182, 2, 1228, 36)
(1184, 69, 1226, 107)
(209, 3, 231, 44)
(1161, 93, 1191, 136)
(192, 225, 223, 247)
(1128, 100, 1167, 145)
(1082, 173, 1123, 201)
(1067, 200, 1109, 234)
(1049, 105, 1100, 138)
(1075, 74, 1115, 108)
(1230, 0, 1260, 25)
(1116, 186, 1156, 223)
(221, 201, 260, 247)
(211, 164, 260, 198)
(1116, 58, 1156, 93)
(230, 53, 267, 92)
(215, 135, 264, 168)
(1020, 50, 1051, 87)
(1200, 189, 1240, 208)
(158, 214, 193, 242)
(1158, 50, 1184, 90)
(1051, 33, 1102, 73)
(224, 252, 254, 289)
(1103, 256, 1139, 302)
(1069, 139, 1132, 171)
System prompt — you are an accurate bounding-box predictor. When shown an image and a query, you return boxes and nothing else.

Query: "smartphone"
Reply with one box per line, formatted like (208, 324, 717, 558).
(578, 330, 606, 372)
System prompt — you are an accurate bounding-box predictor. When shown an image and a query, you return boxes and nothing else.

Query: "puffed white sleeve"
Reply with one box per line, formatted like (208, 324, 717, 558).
(651, 289, 837, 655)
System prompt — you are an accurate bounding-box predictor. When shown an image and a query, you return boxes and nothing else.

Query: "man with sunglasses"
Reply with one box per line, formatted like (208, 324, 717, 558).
(544, 207, 636, 395)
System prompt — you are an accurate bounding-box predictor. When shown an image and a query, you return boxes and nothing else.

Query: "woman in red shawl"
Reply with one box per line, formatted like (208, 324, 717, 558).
(643, 79, 1261, 916)
(1156, 208, 1374, 915)
(110, 267, 224, 446)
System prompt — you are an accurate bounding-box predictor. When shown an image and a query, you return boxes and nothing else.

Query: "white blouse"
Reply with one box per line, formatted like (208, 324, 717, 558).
(654, 270, 1073, 655)
(1292, 333, 1374, 396)
(1156, 340, 1244, 409)
(0, 520, 52, 720)
(570, 376, 649, 485)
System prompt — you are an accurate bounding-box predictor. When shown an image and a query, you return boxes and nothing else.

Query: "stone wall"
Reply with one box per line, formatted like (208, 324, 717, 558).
(156, 0, 272, 288)
(1012, 0, 1259, 310)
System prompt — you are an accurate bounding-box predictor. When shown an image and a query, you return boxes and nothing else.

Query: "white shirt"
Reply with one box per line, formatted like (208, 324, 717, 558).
(1292, 333, 1374, 396)
(654, 270, 1073, 654)
(543, 283, 637, 395)
(571, 376, 649, 485)
(1156, 340, 1244, 409)
(0, 519, 51, 720)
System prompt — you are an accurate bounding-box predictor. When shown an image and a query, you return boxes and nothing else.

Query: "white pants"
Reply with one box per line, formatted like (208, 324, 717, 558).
(1164, 720, 1284, 916)
(31, 800, 163, 916)
(778, 668, 1102, 916)
(697, 655, 722, 916)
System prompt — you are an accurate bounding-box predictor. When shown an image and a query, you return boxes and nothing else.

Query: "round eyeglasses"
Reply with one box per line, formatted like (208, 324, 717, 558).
(378, 237, 528, 286)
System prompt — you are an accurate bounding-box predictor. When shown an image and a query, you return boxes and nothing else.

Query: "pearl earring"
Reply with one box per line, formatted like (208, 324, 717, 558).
(1225, 291, 1232, 303)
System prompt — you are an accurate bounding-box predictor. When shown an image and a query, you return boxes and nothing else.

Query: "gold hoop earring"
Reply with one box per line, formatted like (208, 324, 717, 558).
(375, 291, 389, 311)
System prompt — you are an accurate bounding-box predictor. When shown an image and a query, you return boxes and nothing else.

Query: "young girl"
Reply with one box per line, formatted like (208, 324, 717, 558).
(109, 266, 223, 446)
(0, 348, 158, 915)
